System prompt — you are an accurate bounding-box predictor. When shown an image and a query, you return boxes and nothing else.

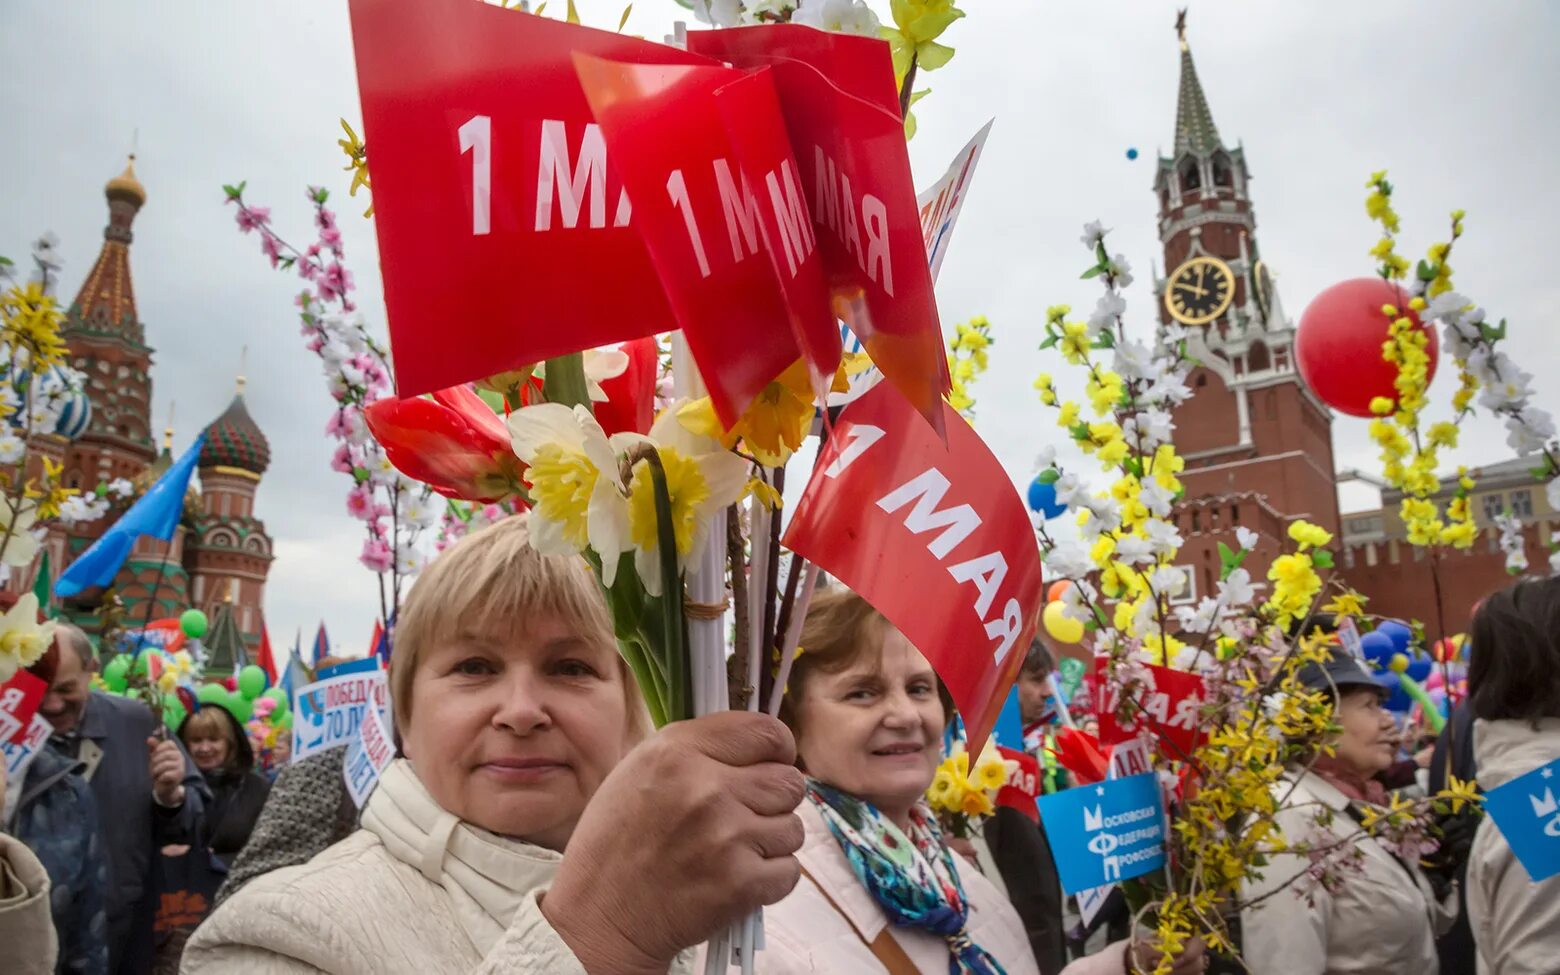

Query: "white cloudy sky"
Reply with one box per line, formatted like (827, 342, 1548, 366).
(3, 1, 1557, 653)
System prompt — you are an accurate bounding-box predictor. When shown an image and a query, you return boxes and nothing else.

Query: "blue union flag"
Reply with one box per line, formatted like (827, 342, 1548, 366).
(1037, 771, 1167, 895)
(1483, 756, 1560, 883)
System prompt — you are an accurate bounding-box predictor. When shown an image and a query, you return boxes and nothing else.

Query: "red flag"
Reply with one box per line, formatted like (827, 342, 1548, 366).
(783, 383, 1042, 752)
(0, 670, 47, 745)
(255, 622, 278, 684)
(1094, 656, 1209, 760)
(345, 0, 708, 396)
(995, 745, 1041, 823)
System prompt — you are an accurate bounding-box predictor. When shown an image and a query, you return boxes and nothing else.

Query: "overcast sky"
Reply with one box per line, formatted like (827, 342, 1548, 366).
(3, 1, 1557, 654)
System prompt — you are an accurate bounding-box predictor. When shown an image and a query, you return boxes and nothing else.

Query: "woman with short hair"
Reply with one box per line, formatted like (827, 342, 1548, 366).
(184, 513, 805, 974)
(747, 588, 1200, 974)
(1464, 576, 1560, 974)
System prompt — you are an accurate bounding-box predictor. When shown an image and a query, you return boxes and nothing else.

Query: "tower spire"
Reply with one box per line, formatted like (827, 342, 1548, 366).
(1173, 11, 1223, 156)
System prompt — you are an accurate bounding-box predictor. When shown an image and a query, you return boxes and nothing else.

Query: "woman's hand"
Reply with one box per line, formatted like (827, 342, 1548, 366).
(542, 712, 806, 975)
(148, 737, 186, 808)
(1128, 935, 1207, 975)
(946, 836, 980, 866)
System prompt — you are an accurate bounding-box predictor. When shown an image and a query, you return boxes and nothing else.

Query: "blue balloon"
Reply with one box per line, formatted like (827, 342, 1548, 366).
(1359, 631, 1395, 663)
(1406, 658, 1433, 683)
(1379, 672, 1413, 712)
(1125, 147, 1139, 160)
(1026, 477, 1067, 519)
(1377, 620, 1413, 653)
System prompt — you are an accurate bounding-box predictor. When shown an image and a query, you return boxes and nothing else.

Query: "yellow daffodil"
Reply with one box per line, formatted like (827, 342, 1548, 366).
(624, 402, 748, 597)
(745, 476, 783, 511)
(0, 593, 56, 685)
(679, 357, 854, 467)
(0, 496, 40, 569)
(881, 0, 965, 82)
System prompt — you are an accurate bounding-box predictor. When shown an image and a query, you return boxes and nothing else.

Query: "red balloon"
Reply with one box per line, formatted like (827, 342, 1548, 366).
(223, 676, 239, 692)
(1295, 278, 1439, 418)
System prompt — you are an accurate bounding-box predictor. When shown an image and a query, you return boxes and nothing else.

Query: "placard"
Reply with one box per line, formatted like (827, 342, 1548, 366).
(291, 670, 391, 762)
(342, 702, 397, 808)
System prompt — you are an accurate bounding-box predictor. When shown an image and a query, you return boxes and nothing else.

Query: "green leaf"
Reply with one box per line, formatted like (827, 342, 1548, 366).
(1069, 422, 1091, 441)
(618, 2, 632, 30)
(1038, 469, 1060, 485)
(1218, 541, 1236, 567)
(1095, 241, 1110, 265)
(1080, 265, 1104, 280)
(1093, 330, 1117, 350)
(1416, 259, 1438, 282)
(221, 184, 237, 199)
(352, 467, 371, 484)
(1038, 335, 1060, 350)
(1312, 549, 1335, 569)
(1123, 456, 1143, 478)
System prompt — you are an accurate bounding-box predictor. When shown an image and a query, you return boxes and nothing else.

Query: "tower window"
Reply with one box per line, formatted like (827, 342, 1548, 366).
(1212, 153, 1233, 188)
(1179, 157, 1201, 193)
(1191, 510, 1201, 532)
(1482, 493, 1505, 521)
(1511, 489, 1533, 518)
(1247, 341, 1270, 372)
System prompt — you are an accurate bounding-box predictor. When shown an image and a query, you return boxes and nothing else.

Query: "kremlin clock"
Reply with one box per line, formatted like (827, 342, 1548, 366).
(1164, 256, 1235, 326)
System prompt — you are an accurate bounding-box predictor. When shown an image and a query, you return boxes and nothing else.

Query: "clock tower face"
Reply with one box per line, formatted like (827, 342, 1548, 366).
(1164, 256, 1235, 326)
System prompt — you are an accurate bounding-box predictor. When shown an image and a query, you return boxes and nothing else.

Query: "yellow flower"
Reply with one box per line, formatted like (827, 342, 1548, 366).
(1439, 520, 1477, 549)
(1057, 401, 1081, 431)
(881, 0, 965, 82)
(679, 357, 845, 467)
(1287, 520, 1333, 551)
(0, 593, 56, 685)
(1059, 321, 1091, 364)
(1322, 590, 1367, 618)
(1369, 396, 1395, 416)
(745, 476, 783, 511)
(1442, 774, 1482, 814)
(1, 282, 69, 368)
(974, 756, 1008, 791)
(959, 789, 994, 817)
(336, 118, 373, 217)
(927, 769, 957, 807)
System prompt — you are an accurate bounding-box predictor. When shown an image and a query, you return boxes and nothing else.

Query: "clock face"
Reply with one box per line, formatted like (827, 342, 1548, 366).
(1164, 256, 1235, 325)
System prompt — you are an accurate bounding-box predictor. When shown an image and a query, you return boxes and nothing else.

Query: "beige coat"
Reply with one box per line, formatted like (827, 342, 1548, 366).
(722, 800, 1127, 975)
(182, 758, 588, 974)
(1241, 770, 1453, 975)
(0, 833, 56, 975)
(1467, 717, 1560, 975)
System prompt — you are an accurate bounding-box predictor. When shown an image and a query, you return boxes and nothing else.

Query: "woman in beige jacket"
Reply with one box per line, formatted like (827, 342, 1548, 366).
(741, 589, 1202, 975)
(1240, 647, 1454, 974)
(1463, 577, 1560, 975)
(1, 761, 58, 975)
(184, 514, 807, 974)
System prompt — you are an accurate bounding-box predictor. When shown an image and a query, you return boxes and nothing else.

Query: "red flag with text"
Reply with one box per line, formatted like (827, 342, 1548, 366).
(783, 382, 1042, 752)
(995, 745, 1041, 824)
(1094, 656, 1209, 759)
(0, 670, 47, 745)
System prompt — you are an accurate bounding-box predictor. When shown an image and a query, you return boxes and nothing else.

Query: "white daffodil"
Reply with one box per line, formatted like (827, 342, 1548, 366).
(0, 592, 56, 685)
(623, 403, 748, 597)
(0, 498, 40, 568)
(507, 403, 638, 587)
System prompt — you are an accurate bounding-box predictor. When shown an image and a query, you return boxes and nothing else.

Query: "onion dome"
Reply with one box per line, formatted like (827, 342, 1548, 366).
(199, 391, 270, 475)
(51, 370, 93, 441)
(105, 155, 147, 209)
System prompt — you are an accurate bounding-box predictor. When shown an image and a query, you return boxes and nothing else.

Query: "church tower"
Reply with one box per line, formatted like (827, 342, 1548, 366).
(1155, 13, 1340, 598)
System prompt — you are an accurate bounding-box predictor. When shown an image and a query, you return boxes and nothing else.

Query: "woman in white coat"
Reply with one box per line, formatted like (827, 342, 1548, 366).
(1464, 576, 1560, 975)
(748, 589, 1203, 975)
(1240, 646, 1454, 974)
(184, 514, 807, 975)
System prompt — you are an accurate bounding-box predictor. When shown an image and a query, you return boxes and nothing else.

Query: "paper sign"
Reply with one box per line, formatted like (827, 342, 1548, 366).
(0, 670, 47, 745)
(342, 702, 397, 808)
(1056, 656, 1086, 701)
(784, 382, 1043, 753)
(1038, 772, 1168, 895)
(2, 714, 52, 780)
(995, 745, 1041, 824)
(918, 120, 992, 283)
(345, 0, 708, 396)
(292, 671, 391, 762)
(1483, 756, 1560, 882)
(1338, 618, 1364, 661)
(315, 656, 380, 682)
(1095, 657, 1208, 760)
(1069, 738, 1154, 917)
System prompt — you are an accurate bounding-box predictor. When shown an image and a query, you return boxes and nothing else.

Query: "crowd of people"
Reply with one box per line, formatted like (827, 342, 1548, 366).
(2, 514, 1558, 974)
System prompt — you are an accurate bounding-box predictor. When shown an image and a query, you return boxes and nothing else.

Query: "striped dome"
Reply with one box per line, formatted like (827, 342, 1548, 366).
(53, 378, 92, 439)
(199, 394, 270, 475)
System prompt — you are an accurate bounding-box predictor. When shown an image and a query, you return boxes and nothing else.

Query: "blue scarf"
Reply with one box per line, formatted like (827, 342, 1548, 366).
(806, 779, 1007, 975)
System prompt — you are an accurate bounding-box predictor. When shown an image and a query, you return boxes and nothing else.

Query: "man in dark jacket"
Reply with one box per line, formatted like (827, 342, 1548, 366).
(38, 626, 206, 975)
(10, 744, 110, 974)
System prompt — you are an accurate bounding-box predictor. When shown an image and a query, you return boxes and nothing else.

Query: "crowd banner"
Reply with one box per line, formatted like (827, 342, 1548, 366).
(342, 701, 397, 808)
(784, 382, 1042, 752)
(0, 670, 47, 745)
(291, 669, 392, 762)
(1482, 755, 1560, 882)
(1, 714, 51, 781)
(1070, 737, 1156, 923)
(1094, 656, 1209, 759)
(1038, 771, 1168, 896)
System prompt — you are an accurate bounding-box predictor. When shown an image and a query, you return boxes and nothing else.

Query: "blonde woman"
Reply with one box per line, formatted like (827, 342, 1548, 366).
(185, 514, 805, 974)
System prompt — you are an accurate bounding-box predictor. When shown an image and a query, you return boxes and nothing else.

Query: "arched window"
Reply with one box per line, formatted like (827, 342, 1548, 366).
(1179, 157, 1201, 193)
(1212, 152, 1233, 188)
(1247, 340, 1270, 372)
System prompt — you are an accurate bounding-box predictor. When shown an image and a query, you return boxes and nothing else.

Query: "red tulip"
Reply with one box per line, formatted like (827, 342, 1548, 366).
(364, 384, 526, 503)
(592, 337, 660, 436)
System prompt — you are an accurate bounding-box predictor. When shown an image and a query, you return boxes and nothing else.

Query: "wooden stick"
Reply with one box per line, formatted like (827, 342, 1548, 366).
(768, 562, 821, 716)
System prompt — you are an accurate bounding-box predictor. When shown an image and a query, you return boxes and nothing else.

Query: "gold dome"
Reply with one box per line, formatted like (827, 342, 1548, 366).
(105, 155, 147, 208)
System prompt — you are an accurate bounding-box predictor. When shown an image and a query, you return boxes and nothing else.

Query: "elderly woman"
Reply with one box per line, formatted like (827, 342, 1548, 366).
(185, 514, 805, 973)
(1464, 577, 1560, 974)
(747, 589, 1200, 975)
(1241, 646, 1453, 973)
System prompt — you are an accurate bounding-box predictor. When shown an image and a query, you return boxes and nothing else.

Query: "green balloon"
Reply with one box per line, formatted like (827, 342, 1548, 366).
(103, 655, 130, 692)
(224, 691, 251, 724)
(162, 700, 187, 732)
(132, 651, 152, 677)
(261, 688, 290, 723)
(180, 609, 209, 640)
(278, 711, 293, 731)
(196, 683, 229, 707)
(237, 664, 268, 700)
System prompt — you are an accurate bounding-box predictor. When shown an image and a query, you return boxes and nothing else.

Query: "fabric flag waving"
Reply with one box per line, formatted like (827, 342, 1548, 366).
(256, 623, 278, 685)
(278, 634, 310, 705)
(371, 616, 393, 670)
(55, 433, 206, 598)
(312, 624, 331, 667)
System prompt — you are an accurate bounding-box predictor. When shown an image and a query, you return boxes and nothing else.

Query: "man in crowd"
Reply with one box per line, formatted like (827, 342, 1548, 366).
(38, 624, 206, 975)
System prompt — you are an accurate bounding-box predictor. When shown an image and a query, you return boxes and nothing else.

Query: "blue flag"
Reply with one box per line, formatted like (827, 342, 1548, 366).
(316, 656, 378, 681)
(372, 614, 394, 669)
(56, 433, 206, 598)
(1037, 772, 1167, 895)
(278, 640, 310, 706)
(1483, 756, 1560, 883)
(991, 687, 1025, 751)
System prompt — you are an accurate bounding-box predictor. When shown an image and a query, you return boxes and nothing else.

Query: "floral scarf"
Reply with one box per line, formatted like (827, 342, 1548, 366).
(805, 778, 1007, 975)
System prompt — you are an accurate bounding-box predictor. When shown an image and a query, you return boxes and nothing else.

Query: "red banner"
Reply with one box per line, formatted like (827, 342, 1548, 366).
(784, 383, 1042, 752)
(346, 0, 704, 396)
(573, 56, 832, 425)
(1094, 657, 1209, 760)
(995, 745, 1041, 823)
(0, 669, 47, 745)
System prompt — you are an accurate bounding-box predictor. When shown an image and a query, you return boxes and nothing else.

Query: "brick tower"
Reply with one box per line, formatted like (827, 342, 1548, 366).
(1154, 15, 1340, 602)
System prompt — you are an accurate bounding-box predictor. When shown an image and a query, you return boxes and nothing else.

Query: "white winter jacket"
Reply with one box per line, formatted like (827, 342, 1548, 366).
(1467, 717, 1560, 975)
(181, 758, 589, 974)
(1240, 769, 1453, 974)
